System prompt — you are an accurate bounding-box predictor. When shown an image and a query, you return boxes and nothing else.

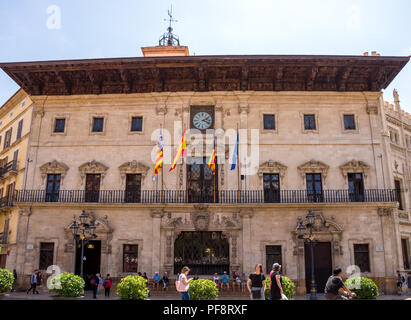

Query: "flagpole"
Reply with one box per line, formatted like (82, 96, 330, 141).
(237, 124, 241, 203)
(160, 123, 164, 202)
(213, 133, 216, 203)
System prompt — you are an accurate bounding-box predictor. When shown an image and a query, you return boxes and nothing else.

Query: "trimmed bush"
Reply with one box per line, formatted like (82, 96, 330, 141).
(116, 275, 149, 300)
(265, 275, 295, 300)
(0, 269, 14, 293)
(189, 279, 219, 300)
(345, 277, 379, 299)
(49, 272, 85, 297)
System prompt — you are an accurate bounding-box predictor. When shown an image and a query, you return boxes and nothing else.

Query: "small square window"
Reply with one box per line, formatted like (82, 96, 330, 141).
(304, 114, 316, 130)
(131, 117, 143, 132)
(92, 117, 104, 132)
(344, 115, 356, 130)
(54, 119, 66, 133)
(263, 115, 275, 130)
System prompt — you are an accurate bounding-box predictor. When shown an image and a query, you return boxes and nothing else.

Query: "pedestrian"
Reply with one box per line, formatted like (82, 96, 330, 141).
(162, 272, 169, 291)
(221, 271, 230, 291)
(142, 272, 150, 297)
(233, 271, 241, 291)
(153, 272, 161, 290)
(324, 267, 356, 300)
(407, 272, 411, 295)
(90, 273, 99, 299)
(269, 263, 284, 300)
(12, 269, 17, 292)
(103, 274, 112, 298)
(36, 271, 42, 294)
(26, 270, 38, 294)
(247, 264, 266, 300)
(97, 273, 103, 295)
(176, 266, 193, 300)
(397, 270, 405, 296)
(192, 274, 199, 280)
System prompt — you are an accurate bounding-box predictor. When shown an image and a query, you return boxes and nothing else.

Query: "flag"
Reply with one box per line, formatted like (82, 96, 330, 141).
(169, 130, 187, 172)
(231, 129, 239, 170)
(154, 128, 163, 175)
(208, 135, 216, 175)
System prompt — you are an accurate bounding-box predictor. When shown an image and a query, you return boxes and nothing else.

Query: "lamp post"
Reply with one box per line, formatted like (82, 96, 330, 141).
(69, 211, 97, 278)
(297, 210, 317, 300)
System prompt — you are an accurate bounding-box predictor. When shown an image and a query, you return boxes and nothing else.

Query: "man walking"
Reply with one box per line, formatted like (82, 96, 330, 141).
(324, 267, 356, 300)
(26, 270, 38, 294)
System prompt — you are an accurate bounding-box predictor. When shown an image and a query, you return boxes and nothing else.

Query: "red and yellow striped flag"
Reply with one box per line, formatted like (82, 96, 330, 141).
(154, 128, 163, 175)
(208, 136, 216, 175)
(169, 130, 187, 172)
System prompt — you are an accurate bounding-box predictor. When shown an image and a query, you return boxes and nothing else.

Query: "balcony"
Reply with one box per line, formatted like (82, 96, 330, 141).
(0, 196, 13, 209)
(0, 160, 18, 180)
(13, 189, 397, 205)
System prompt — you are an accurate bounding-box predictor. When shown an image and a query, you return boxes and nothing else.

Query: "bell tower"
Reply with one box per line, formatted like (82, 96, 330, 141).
(141, 6, 189, 57)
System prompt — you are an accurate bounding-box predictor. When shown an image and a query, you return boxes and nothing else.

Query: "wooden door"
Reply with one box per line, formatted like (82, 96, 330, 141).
(304, 242, 332, 293)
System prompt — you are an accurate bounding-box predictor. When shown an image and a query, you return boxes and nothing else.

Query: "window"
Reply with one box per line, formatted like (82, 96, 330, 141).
(3, 128, 12, 150)
(92, 117, 104, 132)
(266, 245, 282, 274)
(16, 119, 23, 140)
(1, 218, 9, 244)
(6, 182, 15, 201)
(45, 174, 61, 202)
(263, 174, 280, 203)
(54, 118, 66, 133)
(125, 174, 141, 203)
(263, 115, 275, 130)
(39, 242, 54, 270)
(123, 244, 138, 272)
(354, 244, 370, 272)
(85, 174, 101, 202)
(12, 150, 19, 169)
(401, 239, 410, 270)
(344, 114, 356, 130)
(304, 114, 316, 130)
(394, 180, 404, 210)
(348, 173, 364, 201)
(306, 173, 323, 202)
(131, 117, 143, 132)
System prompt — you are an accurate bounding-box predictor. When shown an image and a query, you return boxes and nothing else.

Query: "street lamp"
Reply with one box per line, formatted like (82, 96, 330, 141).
(70, 212, 97, 278)
(297, 210, 318, 300)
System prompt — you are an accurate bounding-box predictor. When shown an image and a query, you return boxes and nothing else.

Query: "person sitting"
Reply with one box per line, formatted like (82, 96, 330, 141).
(162, 272, 169, 291)
(324, 267, 356, 300)
(221, 271, 230, 291)
(212, 273, 220, 290)
(240, 273, 247, 292)
(153, 272, 161, 290)
(233, 271, 241, 291)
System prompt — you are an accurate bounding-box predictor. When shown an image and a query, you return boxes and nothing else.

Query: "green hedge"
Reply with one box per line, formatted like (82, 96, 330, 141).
(116, 275, 149, 300)
(189, 279, 219, 300)
(0, 269, 14, 293)
(265, 275, 295, 299)
(345, 277, 379, 299)
(49, 272, 85, 297)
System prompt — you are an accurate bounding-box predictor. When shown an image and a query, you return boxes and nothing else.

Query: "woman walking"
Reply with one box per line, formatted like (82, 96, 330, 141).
(247, 264, 266, 300)
(176, 266, 193, 300)
(103, 274, 112, 298)
(269, 263, 284, 300)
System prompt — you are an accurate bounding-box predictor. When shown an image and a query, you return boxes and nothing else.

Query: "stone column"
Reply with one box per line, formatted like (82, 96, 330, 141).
(151, 210, 164, 275)
(14, 208, 32, 287)
(237, 97, 250, 190)
(240, 210, 253, 274)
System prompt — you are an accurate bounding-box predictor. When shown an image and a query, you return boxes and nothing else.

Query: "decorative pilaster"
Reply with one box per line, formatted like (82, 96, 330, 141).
(151, 210, 164, 274)
(239, 210, 253, 274)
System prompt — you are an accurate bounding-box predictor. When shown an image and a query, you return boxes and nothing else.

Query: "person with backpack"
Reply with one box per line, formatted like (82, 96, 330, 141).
(26, 270, 38, 294)
(247, 264, 266, 300)
(103, 274, 112, 298)
(176, 266, 193, 300)
(269, 263, 284, 300)
(90, 273, 99, 299)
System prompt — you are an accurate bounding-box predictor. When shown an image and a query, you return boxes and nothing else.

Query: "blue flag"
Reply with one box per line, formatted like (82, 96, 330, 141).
(231, 130, 239, 170)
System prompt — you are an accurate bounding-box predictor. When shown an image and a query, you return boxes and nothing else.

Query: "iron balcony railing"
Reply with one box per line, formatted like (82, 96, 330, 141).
(13, 189, 397, 204)
(0, 160, 17, 178)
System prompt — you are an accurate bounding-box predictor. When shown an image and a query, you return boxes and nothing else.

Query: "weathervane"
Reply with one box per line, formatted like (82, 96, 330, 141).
(159, 5, 180, 46)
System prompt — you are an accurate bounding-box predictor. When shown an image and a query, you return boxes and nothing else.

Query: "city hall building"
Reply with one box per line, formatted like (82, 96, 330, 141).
(0, 31, 409, 294)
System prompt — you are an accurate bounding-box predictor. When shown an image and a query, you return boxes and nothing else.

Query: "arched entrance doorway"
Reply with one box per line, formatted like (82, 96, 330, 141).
(174, 231, 229, 275)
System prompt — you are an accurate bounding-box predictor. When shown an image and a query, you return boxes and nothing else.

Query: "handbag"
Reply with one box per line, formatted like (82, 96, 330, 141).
(281, 293, 288, 300)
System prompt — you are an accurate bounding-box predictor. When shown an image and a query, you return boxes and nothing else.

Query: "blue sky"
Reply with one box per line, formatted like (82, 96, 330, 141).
(0, 0, 410, 111)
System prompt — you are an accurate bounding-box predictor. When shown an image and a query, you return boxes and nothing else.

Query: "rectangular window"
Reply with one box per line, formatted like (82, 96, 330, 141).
(39, 242, 54, 270)
(54, 118, 66, 133)
(401, 239, 410, 270)
(85, 174, 101, 202)
(266, 245, 282, 274)
(263, 173, 280, 203)
(304, 114, 316, 130)
(348, 173, 364, 201)
(394, 180, 404, 210)
(3, 128, 12, 150)
(123, 244, 138, 273)
(6, 182, 15, 201)
(263, 115, 275, 130)
(344, 114, 356, 130)
(1, 218, 9, 244)
(46, 174, 61, 202)
(306, 173, 323, 202)
(92, 117, 104, 132)
(354, 244, 370, 273)
(16, 119, 23, 140)
(125, 174, 142, 203)
(131, 117, 143, 132)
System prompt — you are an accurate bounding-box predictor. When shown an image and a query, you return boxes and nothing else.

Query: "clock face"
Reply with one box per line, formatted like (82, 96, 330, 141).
(193, 112, 212, 130)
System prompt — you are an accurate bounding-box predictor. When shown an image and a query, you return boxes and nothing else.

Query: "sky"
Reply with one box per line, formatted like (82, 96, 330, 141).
(0, 0, 410, 111)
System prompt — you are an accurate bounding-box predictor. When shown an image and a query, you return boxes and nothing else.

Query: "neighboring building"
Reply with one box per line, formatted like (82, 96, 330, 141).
(383, 92, 411, 272)
(0, 29, 409, 294)
(0, 89, 32, 269)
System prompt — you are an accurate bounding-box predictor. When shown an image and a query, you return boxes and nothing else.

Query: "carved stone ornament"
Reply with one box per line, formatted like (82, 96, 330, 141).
(377, 208, 393, 217)
(191, 212, 210, 231)
(257, 160, 287, 178)
(79, 160, 108, 180)
(118, 160, 149, 183)
(339, 160, 370, 178)
(294, 212, 343, 234)
(40, 160, 69, 183)
(297, 160, 329, 178)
